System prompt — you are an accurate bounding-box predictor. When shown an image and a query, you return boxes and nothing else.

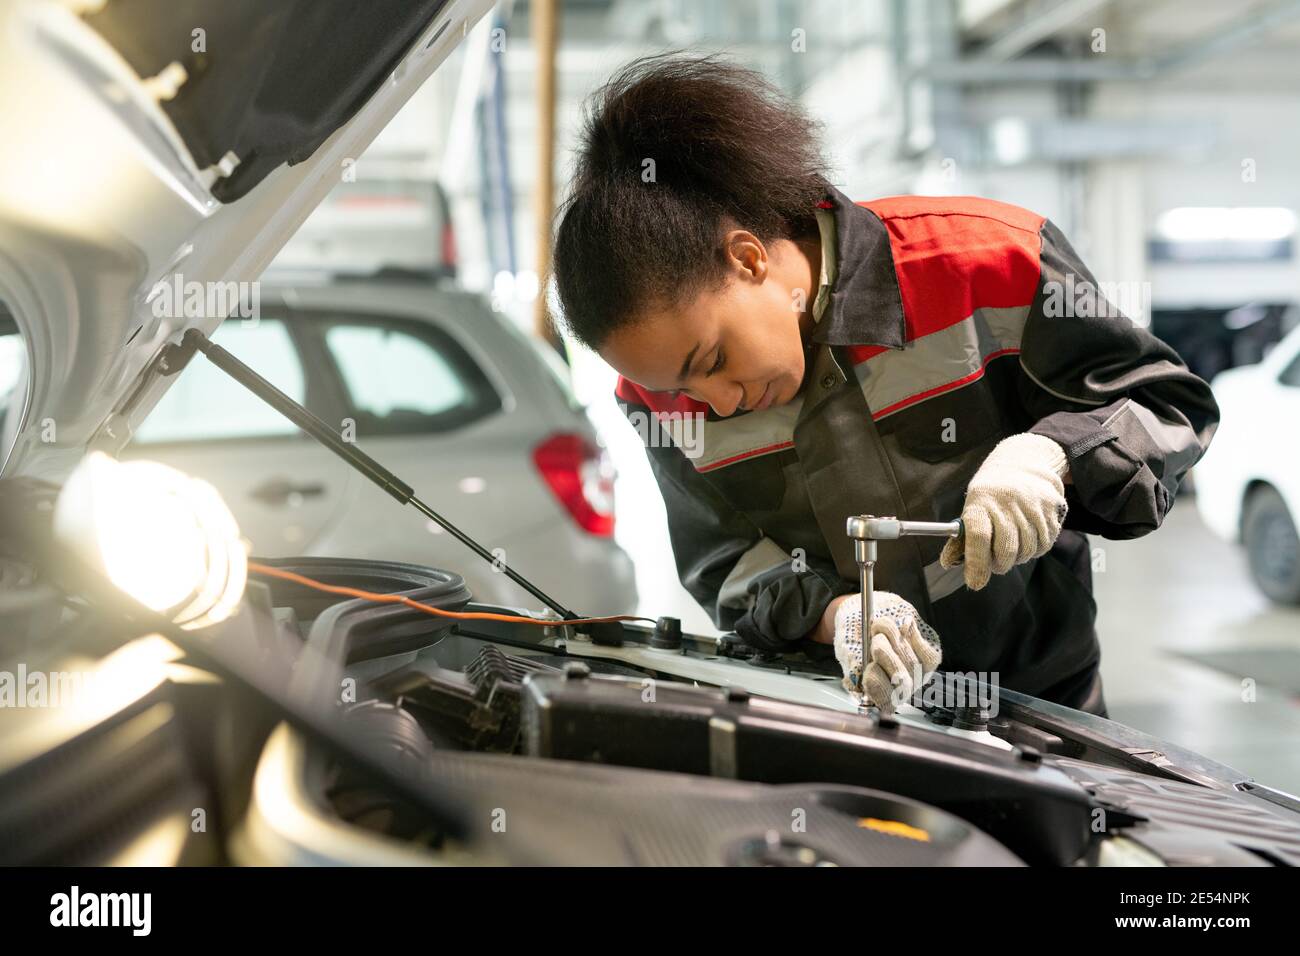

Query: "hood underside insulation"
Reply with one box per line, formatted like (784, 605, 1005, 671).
(84, 0, 449, 201)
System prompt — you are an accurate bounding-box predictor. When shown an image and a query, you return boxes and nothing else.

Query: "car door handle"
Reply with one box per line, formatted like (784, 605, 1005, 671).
(249, 478, 327, 507)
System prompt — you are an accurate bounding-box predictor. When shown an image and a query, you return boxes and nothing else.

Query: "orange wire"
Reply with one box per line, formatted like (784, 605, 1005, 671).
(247, 561, 650, 628)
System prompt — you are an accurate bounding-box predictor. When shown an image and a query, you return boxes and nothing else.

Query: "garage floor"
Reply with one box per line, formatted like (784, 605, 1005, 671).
(1095, 497, 1300, 796)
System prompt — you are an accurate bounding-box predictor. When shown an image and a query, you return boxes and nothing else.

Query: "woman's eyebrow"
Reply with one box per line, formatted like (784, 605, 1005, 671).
(677, 343, 700, 384)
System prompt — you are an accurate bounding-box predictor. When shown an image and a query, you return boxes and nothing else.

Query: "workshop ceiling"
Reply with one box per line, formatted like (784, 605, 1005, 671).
(962, 0, 1300, 89)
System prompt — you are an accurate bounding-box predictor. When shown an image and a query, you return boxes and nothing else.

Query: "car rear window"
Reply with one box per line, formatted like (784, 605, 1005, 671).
(316, 315, 501, 435)
(134, 319, 306, 443)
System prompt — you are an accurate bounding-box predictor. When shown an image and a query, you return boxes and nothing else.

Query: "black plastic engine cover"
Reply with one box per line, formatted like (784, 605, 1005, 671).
(423, 750, 1024, 865)
(520, 669, 1098, 866)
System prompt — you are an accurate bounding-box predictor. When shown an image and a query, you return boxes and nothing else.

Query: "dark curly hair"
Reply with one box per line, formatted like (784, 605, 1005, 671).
(553, 54, 829, 349)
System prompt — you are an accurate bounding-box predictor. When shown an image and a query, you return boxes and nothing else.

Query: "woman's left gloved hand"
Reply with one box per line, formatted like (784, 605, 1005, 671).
(833, 591, 942, 714)
(940, 433, 1070, 590)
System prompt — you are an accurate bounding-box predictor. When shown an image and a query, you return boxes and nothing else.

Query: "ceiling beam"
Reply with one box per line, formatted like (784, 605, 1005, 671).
(978, 0, 1113, 61)
(918, 0, 1300, 84)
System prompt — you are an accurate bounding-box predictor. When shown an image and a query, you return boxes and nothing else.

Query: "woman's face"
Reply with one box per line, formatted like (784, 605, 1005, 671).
(600, 231, 818, 417)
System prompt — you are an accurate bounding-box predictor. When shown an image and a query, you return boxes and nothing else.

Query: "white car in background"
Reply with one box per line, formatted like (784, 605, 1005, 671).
(117, 279, 637, 615)
(1195, 321, 1300, 604)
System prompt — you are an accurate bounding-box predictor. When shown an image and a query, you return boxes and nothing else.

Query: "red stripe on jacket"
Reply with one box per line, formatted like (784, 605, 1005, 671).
(870, 347, 1021, 420)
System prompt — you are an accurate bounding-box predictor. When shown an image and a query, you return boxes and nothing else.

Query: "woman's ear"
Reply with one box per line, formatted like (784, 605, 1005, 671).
(722, 229, 768, 283)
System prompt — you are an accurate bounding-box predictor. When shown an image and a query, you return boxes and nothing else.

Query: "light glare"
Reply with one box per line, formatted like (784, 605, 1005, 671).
(54, 452, 247, 629)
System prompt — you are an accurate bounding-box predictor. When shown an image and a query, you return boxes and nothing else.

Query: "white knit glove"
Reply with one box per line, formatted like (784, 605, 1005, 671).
(940, 433, 1069, 591)
(833, 591, 942, 715)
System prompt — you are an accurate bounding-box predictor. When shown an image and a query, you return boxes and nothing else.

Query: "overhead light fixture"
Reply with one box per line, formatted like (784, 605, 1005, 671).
(990, 117, 1032, 166)
(53, 451, 247, 629)
(1155, 207, 1297, 243)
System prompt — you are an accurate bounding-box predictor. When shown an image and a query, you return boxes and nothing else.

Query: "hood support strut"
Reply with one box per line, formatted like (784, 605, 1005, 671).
(158, 328, 578, 621)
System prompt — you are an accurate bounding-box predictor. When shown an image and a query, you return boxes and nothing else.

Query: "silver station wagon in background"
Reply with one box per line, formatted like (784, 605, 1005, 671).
(120, 278, 637, 614)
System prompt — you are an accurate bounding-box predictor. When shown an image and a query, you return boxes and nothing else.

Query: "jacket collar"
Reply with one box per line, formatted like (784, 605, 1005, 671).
(810, 184, 907, 351)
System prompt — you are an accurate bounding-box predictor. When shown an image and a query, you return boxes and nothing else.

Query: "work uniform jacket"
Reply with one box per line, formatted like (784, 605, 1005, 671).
(616, 186, 1220, 704)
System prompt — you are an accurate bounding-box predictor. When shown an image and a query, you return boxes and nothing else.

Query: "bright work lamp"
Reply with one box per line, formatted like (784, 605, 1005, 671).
(53, 451, 247, 629)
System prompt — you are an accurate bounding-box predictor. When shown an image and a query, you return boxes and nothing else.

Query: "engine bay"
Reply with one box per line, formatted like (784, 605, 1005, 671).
(6, 550, 1300, 867)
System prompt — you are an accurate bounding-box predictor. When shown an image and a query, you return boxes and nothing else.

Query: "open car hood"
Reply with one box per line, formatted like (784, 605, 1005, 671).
(0, 0, 491, 481)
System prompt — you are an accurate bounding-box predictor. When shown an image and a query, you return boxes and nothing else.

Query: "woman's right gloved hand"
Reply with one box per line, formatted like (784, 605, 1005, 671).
(830, 591, 943, 714)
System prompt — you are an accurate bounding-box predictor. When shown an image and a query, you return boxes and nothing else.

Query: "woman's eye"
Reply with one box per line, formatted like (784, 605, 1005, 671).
(706, 350, 725, 376)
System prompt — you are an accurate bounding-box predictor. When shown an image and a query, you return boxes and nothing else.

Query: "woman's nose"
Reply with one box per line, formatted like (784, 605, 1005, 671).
(694, 380, 744, 417)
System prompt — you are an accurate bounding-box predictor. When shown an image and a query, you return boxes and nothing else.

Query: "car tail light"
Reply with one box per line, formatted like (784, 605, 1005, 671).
(440, 219, 458, 276)
(532, 433, 615, 537)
